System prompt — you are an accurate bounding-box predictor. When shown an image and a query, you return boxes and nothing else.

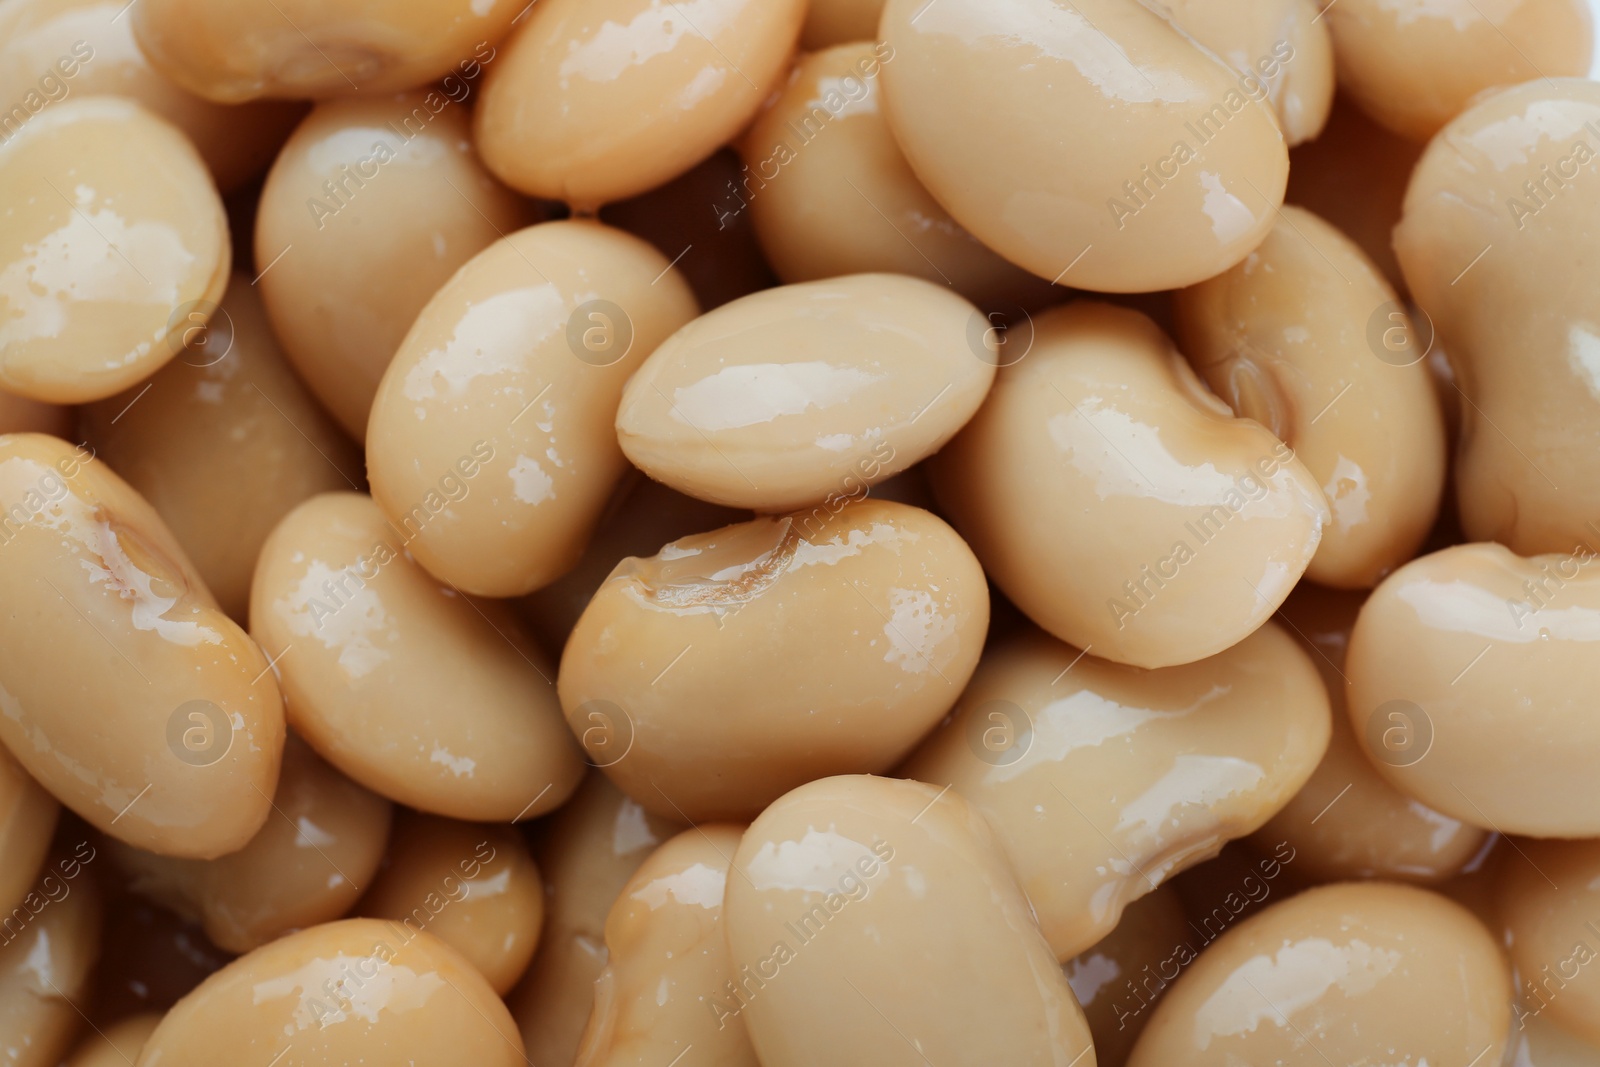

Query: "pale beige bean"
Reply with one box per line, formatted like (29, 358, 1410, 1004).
(1175, 205, 1447, 588)
(931, 301, 1327, 669)
(475, 0, 807, 209)
(507, 774, 685, 1067)
(82, 274, 362, 622)
(559, 498, 988, 822)
(902, 619, 1328, 960)
(1064, 885, 1191, 1067)
(130, 0, 524, 102)
(134, 919, 527, 1066)
(738, 44, 1055, 309)
(575, 825, 755, 1067)
(104, 734, 391, 953)
(1249, 584, 1487, 884)
(724, 775, 1095, 1067)
(366, 220, 699, 598)
(0, 433, 284, 858)
(1326, 0, 1592, 141)
(1347, 542, 1600, 837)
(1126, 883, 1511, 1066)
(359, 813, 542, 996)
(1395, 79, 1600, 556)
(0, 97, 228, 404)
(617, 274, 994, 511)
(0, 856, 101, 1067)
(63, 1014, 161, 1067)
(256, 91, 534, 440)
(0, 0, 303, 191)
(879, 0, 1289, 292)
(1498, 840, 1600, 1045)
(250, 492, 583, 822)
(0, 745, 56, 919)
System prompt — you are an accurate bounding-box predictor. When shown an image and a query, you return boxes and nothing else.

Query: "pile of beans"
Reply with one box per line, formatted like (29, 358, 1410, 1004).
(3, 0, 1600, 1063)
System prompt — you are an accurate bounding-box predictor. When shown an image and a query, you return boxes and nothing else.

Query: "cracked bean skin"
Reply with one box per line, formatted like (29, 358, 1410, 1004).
(0, 433, 284, 859)
(1175, 205, 1447, 589)
(558, 498, 988, 823)
(1498, 839, 1600, 1046)
(902, 619, 1329, 960)
(931, 301, 1328, 669)
(724, 775, 1096, 1067)
(1347, 542, 1600, 838)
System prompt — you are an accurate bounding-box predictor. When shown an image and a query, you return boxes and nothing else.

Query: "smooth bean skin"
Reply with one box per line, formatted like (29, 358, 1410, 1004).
(250, 492, 583, 822)
(1326, 0, 1592, 142)
(1395, 80, 1600, 556)
(63, 1014, 161, 1067)
(0, 745, 56, 918)
(475, 0, 806, 209)
(724, 775, 1095, 1067)
(878, 0, 1290, 293)
(1249, 584, 1487, 884)
(1498, 840, 1600, 1045)
(1158, 0, 1334, 145)
(366, 220, 699, 598)
(558, 499, 988, 822)
(738, 43, 1055, 310)
(800, 0, 888, 49)
(1347, 542, 1600, 838)
(0, 97, 229, 405)
(574, 825, 756, 1067)
(134, 919, 527, 1067)
(0, 433, 284, 859)
(1175, 205, 1447, 588)
(1063, 885, 1191, 1067)
(507, 774, 685, 1067)
(617, 274, 994, 511)
(256, 92, 534, 440)
(1503, 1014, 1600, 1066)
(902, 620, 1329, 960)
(0, 0, 304, 191)
(1126, 883, 1511, 1066)
(82, 275, 362, 622)
(0, 859, 101, 1067)
(931, 302, 1328, 669)
(358, 813, 543, 996)
(104, 735, 391, 954)
(130, 0, 524, 102)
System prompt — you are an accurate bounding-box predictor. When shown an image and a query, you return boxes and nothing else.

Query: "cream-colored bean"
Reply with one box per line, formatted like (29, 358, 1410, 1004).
(617, 274, 994, 511)
(0, 433, 284, 858)
(1347, 542, 1600, 837)
(575, 825, 755, 1067)
(82, 275, 362, 622)
(255, 92, 534, 439)
(0, 857, 101, 1067)
(517, 472, 746, 655)
(1064, 885, 1190, 1067)
(250, 492, 583, 822)
(1175, 205, 1447, 588)
(1395, 79, 1600, 556)
(63, 1014, 161, 1067)
(800, 0, 889, 49)
(902, 620, 1328, 959)
(1249, 584, 1488, 884)
(104, 734, 391, 954)
(559, 498, 988, 822)
(130, 0, 524, 102)
(1158, 0, 1333, 145)
(507, 774, 685, 1067)
(0, 97, 228, 404)
(878, 0, 1289, 292)
(0, 0, 303, 191)
(1126, 883, 1511, 1066)
(366, 220, 699, 598)
(1498, 840, 1600, 1045)
(359, 813, 542, 996)
(931, 301, 1327, 669)
(1503, 1014, 1600, 1066)
(738, 43, 1056, 309)
(134, 919, 527, 1066)
(1326, 0, 1592, 142)
(475, 0, 806, 209)
(0, 745, 56, 919)
(724, 775, 1095, 1066)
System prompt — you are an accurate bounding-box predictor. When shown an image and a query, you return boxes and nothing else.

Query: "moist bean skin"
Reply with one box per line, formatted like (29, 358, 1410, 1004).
(1498, 840, 1600, 1046)
(0, 744, 57, 919)
(0, 854, 102, 1067)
